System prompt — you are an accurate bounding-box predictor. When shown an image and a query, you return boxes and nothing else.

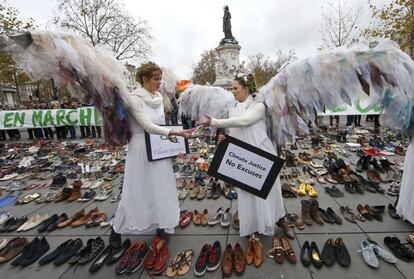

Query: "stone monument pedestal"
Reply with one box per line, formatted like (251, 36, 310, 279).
(213, 43, 241, 90)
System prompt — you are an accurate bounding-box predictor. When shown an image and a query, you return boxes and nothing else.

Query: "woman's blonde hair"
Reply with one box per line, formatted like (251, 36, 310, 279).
(136, 62, 162, 85)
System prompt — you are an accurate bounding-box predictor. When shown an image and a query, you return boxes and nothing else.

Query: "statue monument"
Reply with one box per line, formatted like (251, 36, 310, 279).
(214, 5, 241, 89)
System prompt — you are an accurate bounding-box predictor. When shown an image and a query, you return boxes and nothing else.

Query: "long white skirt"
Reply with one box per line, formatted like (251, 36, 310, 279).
(113, 134, 179, 234)
(396, 139, 414, 224)
(238, 175, 286, 237)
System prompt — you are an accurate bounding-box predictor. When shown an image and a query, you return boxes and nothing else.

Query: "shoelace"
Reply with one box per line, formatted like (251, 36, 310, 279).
(208, 247, 217, 263)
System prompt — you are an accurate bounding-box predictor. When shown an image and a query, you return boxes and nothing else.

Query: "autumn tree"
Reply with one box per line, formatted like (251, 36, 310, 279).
(54, 0, 151, 62)
(0, 2, 35, 103)
(320, 0, 362, 49)
(192, 49, 218, 85)
(246, 50, 296, 87)
(365, 0, 414, 57)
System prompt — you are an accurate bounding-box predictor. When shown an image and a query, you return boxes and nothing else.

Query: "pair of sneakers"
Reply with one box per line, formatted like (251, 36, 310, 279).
(208, 207, 231, 227)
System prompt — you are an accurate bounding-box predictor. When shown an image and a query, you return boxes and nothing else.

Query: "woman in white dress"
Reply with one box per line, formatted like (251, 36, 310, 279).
(396, 139, 414, 223)
(200, 73, 287, 238)
(111, 63, 189, 242)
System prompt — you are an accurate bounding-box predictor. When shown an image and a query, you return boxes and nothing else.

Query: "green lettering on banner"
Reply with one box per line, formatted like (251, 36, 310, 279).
(66, 110, 78, 125)
(355, 100, 373, 113)
(333, 106, 346, 112)
(79, 108, 92, 126)
(14, 112, 25, 127)
(32, 110, 43, 127)
(94, 109, 102, 126)
(55, 109, 67, 126)
(43, 110, 55, 126)
(373, 103, 383, 112)
(4, 112, 14, 128)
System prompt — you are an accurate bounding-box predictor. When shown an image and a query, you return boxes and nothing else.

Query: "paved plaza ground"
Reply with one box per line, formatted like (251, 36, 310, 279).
(0, 116, 413, 279)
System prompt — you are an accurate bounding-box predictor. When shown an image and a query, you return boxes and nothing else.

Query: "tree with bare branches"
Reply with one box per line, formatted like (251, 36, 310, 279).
(54, 0, 151, 62)
(320, 0, 362, 49)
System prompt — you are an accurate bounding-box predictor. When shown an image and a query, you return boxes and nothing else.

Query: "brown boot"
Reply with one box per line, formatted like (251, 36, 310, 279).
(252, 237, 263, 267)
(54, 187, 73, 202)
(276, 217, 295, 239)
(310, 199, 324, 224)
(301, 200, 313, 225)
(67, 180, 82, 202)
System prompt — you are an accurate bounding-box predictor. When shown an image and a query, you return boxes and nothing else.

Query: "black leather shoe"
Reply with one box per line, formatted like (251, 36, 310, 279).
(38, 214, 59, 233)
(110, 227, 121, 249)
(334, 238, 351, 267)
(319, 208, 336, 224)
(361, 181, 377, 193)
(54, 238, 83, 266)
(89, 244, 112, 273)
(356, 156, 364, 172)
(326, 207, 342, 224)
(388, 203, 400, 219)
(300, 241, 312, 267)
(321, 239, 336, 266)
(19, 237, 49, 266)
(310, 241, 323, 268)
(11, 237, 40, 266)
(106, 238, 132, 265)
(39, 239, 73, 265)
(6, 216, 28, 232)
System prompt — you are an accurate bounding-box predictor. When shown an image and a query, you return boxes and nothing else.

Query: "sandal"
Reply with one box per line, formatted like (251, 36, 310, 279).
(166, 249, 194, 277)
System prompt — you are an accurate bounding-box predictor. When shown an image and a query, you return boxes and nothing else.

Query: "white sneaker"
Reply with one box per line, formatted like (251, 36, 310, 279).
(0, 212, 11, 226)
(0, 238, 7, 250)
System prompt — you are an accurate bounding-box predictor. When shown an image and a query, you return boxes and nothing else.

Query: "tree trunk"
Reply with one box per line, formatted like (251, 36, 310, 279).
(12, 71, 21, 106)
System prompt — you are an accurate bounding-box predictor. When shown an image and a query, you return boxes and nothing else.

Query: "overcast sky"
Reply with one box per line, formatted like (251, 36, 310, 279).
(12, 0, 390, 79)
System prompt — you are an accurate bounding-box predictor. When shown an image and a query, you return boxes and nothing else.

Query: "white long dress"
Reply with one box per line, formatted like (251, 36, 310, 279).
(113, 87, 180, 234)
(396, 139, 414, 223)
(211, 95, 286, 237)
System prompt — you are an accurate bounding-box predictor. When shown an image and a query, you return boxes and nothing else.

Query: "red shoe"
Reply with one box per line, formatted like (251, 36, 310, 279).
(153, 243, 169, 274)
(144, 236, 162, 269)
(179, 211, 193, 228)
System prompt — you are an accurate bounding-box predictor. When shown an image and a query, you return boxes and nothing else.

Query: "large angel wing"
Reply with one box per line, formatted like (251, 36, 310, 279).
(178, 85, 235, 121)
(159, 67, 178, 99)
(0, 31, 131, 146)
(259, 40, 414, 145)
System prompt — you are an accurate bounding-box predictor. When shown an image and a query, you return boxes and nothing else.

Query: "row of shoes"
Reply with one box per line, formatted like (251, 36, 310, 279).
(301, 238, 351, 268)
(301, 199, 342, 225)
(179, 208, 239, 229)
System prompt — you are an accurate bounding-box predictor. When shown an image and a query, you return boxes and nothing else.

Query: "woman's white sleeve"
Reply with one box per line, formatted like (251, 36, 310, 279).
(210, 103, 265, 128)
(128, 95, 171, 136)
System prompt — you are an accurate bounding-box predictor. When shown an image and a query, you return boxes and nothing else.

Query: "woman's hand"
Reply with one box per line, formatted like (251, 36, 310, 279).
(198, 115, 212, 127)
(168, 129, 191, 138)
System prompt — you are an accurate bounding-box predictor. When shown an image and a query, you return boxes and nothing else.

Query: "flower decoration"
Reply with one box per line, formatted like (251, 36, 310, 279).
(234, 72, 256, 93)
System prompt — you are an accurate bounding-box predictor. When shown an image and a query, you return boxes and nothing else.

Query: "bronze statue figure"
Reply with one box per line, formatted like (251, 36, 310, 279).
(223, 6, 233, 39)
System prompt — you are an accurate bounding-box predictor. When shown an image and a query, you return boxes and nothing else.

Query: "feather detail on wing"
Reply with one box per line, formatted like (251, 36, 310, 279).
(259, 40, 414, 145)
(178, 85, 235, 121)
(0, 31, 131, 146)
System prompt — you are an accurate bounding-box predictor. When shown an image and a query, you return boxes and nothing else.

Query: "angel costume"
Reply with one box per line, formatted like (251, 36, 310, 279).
(113, 87, 180, 234)
(211, 95, 286, 237)
(396, 139, 414, 223)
